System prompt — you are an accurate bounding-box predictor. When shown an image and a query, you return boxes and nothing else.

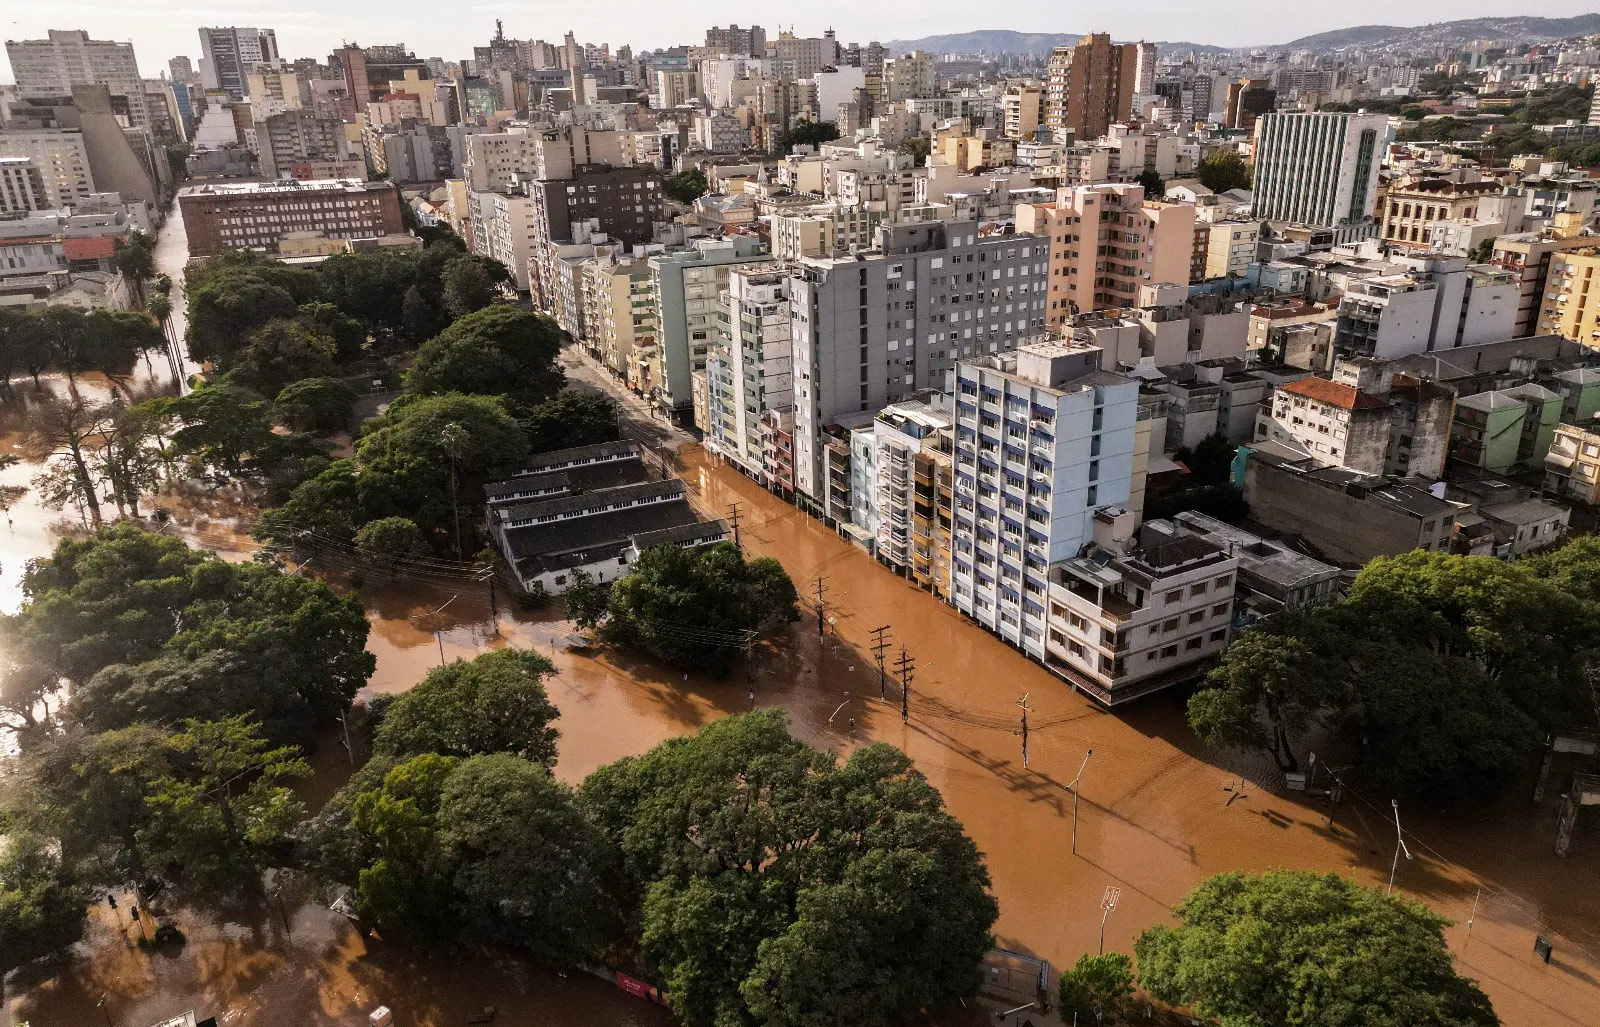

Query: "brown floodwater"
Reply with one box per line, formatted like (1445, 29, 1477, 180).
(4, 407, 1599, 1026)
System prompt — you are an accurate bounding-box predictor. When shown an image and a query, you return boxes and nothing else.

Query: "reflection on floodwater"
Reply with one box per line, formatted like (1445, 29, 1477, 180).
(2, 401, 1599, 1025)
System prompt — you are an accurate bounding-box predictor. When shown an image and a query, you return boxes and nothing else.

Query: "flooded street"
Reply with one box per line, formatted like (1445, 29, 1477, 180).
(3, 327, 1599, 1024)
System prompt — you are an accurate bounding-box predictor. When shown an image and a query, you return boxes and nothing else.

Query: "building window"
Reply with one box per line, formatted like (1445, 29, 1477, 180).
(1164, 589, 1182, 603)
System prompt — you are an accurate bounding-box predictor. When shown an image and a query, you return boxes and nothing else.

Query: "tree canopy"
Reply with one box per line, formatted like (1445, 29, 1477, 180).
(1198, 149, 1252, 193)
(372, 649, 560, 768)
(1135, 870, 1497, 1027)
(580, 711, 998, 1027)
(599, 542, 799, 673)
(664, 169, 710, 205)
(406, 305, 563, 406)
(1188, 547, 1598, 800)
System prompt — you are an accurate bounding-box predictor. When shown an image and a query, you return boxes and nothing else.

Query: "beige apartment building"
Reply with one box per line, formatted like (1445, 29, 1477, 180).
(1045, 509, 1239, 706)
(1536, 247, 1600, 347)
(1001, 83, 1043, 140)
(581, 256, 656, 383)
(1545, 421, 1600, 505)
(1015, 183, 1195, 325)
(1043, 34, 1137, 144)
(1203, 218, 1260, 279)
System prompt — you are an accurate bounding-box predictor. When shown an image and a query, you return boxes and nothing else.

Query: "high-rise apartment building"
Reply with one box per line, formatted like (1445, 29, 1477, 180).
(1001, 84, 1043, 140)
(1044, 34, 1137, 144)
(1015, 183, 1196, 324)
(704, 25, 767, 56)
(651, 236, 772, 421)
(0, 157, 50, 213)
(772, 30, 841, 81)
(705, 268, 794, 479)
(199, 26, 279, 98)
(948, 339, 1140, 660)
(528, 163, 664, 304)
(1223, 78, 1275, 131)
(1251, 112, 1386, 228)
(788, 220, 1051, 500)
(256, 109, 353, 180)
(1132, 42, 1158, 98)
(6, 30, 149, 128)
(883, 51, 935, 102)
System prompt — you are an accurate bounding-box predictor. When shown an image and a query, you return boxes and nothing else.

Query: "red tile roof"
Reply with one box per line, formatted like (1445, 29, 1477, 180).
(62, 236, 117, 261)
(1280, 377, 1389, 411)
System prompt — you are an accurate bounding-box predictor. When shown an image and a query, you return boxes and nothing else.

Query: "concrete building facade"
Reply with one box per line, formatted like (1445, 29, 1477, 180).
(1252, 112, 1386, 228)
(949, 340, 1139, 660)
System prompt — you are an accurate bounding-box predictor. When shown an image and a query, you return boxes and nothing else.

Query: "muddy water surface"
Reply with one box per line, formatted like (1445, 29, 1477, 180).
(4, 402, 1599, 1025)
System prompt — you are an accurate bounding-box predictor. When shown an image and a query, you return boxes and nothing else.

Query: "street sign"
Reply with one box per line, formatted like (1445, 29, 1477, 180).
(1101, 886, 1120, 911)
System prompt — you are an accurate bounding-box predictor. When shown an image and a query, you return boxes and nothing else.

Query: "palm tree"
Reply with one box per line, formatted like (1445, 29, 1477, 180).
(146, 292, 181, 384)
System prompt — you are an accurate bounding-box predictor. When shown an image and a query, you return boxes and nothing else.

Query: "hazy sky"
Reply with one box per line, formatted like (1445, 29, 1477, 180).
(3, 2, 1598, 81)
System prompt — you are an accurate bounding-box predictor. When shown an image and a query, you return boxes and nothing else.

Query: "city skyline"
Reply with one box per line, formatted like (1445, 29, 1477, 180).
(4, 3, 1600, 81)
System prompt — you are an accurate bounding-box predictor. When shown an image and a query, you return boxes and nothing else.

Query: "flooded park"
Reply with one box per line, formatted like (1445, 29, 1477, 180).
(0, 211, 1597, 1026)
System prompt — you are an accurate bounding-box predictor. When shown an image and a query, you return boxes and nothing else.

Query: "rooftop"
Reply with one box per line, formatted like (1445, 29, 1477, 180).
(179, 179, 391, 197)
(494, 479, 683, 525)
(1278, 377, 1389, 411)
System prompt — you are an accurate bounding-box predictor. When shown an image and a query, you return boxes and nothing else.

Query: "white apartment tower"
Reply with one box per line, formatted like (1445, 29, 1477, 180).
(1251, 112, 1386, 228)
(949, 340, 1139, 660)
(709, 269, 795, 478)
(5, 30, 150, 128)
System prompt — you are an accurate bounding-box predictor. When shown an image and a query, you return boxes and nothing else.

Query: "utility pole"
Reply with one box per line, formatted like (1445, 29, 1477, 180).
(1067, 748, 1093, 854)
(1387, 799, 1412, 895)
(1016, 693, 1032, 769)
(895, 647, 914, 724)
(728, 502, 743, 549)
(813, 576, 828, 638)
(870, 625, 892, 700)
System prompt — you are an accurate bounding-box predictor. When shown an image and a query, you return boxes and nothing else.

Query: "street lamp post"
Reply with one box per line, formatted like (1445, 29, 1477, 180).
(1387, 799, 1412, 895)
(431, 594, 459, 667)
(1067, 749, 1093, 854)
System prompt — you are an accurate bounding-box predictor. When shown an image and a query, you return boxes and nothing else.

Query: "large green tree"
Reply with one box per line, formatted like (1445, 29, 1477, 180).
(436, 754, 612, 961)
(0, 833, 86, 974)
(1197, 149, 1252, 193)
(405, 306, 563, 406)
(1135, 870, 1498, 1027)
(601, 543, 798, 674)
(226, 318, 338, 399)
(274, 376, 358, 434)
(520, 390, 620, 454)
(138, 716, 310, 900)
(373, 649, 560, 768)
(580, 712, 998, 1027)
(1188, 622, 1342, 773)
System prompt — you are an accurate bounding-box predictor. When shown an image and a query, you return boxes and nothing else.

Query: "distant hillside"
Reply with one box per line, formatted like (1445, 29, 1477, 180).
(1285, 15, 1600, 51)
(882, 31, 1080, 57)
(885, 16, 1600, 58)
(882, 30, 1231, 57)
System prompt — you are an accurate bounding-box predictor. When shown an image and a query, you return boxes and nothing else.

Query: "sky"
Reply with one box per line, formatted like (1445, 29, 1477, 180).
(2, 2, 1599, 81)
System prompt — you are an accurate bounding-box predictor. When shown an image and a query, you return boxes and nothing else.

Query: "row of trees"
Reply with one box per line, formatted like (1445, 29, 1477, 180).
(304, 669, 1000, 1027)
(253, 303, 617, 558)
(1065, 869, 1497, 1026)
(1190, 542, 1600, 800)
(184, 238, 509, 370)
(0, 307, 165, 395)
(0, 525, 375, 967)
